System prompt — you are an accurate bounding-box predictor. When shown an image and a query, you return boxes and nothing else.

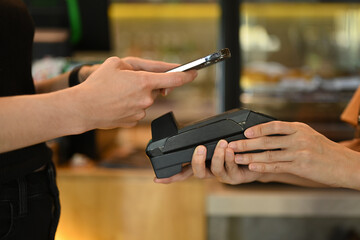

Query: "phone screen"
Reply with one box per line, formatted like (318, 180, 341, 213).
(166, 48, 231, 73)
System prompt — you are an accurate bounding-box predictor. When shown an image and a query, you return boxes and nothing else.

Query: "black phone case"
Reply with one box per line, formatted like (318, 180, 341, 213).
(146, 109, 275, 178)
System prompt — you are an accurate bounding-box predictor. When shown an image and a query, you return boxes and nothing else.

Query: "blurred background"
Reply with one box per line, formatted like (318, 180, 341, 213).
(24, 0, 360, 239)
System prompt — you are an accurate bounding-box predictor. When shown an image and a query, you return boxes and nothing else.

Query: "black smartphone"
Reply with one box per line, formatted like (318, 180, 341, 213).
(166, 48, 231, 73)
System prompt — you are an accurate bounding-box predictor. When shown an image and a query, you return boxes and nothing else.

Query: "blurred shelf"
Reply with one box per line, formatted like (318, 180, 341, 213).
(242, 2, 360, 18)
(109, 3, 219, 19)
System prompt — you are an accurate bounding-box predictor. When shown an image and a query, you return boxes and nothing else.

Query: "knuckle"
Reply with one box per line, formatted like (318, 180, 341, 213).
(141, 97, 154, 108)
(262, 137, 272, 148)
(239, 140, 248, 151)
(257, 125, 264, 136)
(256, 164, 266, 173)
(294, 121, 308, 130)
(292, 121, 302, 127)
(171, 75, 183, 87)
(266, 150, 273, 161)
(261, 164, 269, 172)
(246, 154, 253, 164)
(139, 74, 151, 89)
(123, 56, 135, 62)
(272, 121, 283, 133)
(105, 56, 121, 64)
(272, 164, 281, 173)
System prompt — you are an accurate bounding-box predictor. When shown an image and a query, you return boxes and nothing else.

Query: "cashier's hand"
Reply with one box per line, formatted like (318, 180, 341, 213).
(230, 121, 360, 190)
(74, 56, 197, 130)
(154, 139, 264, 184)
(78, 57, 181, 95)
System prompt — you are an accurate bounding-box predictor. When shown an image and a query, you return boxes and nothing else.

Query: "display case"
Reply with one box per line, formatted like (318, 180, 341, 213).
(109, 1, 360, 141)
(238, 2, 360, 141)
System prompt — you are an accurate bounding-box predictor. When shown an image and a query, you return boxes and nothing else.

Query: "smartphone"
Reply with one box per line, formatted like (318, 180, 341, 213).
(166, 48, 231, 73)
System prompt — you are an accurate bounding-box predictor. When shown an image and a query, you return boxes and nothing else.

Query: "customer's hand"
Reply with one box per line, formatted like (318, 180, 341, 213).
(229, 121, 360, 190)
(73, 56, 197, 130)
(154, 139, 265, 184)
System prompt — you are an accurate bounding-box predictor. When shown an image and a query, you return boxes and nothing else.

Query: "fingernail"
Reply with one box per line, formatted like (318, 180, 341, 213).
(245, 129, 254, 138)
(218, 140, 227, 148)
(196, 146, 205, 155)
(164, 88, 169, 96)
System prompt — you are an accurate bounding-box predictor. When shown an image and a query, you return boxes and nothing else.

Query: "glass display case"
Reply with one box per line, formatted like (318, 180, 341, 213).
(109, 1, 360, 141)
(239, 2, 360, 140)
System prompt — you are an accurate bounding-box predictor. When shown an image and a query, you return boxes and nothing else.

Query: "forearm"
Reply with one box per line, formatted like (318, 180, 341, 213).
(0, 88, 86, 153)
(258, 173, 330, 188)
(1, 57, 197, 154)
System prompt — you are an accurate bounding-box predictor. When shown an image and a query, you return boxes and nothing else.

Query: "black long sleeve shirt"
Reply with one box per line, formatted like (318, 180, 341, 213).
(0, 0, 52, 183)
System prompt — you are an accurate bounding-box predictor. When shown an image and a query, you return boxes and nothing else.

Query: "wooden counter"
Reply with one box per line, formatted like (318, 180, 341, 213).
(55, 167, 206, 240)
(55, 167, 360, 240)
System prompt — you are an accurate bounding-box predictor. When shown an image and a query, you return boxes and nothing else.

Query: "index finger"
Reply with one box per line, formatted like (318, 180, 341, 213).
(244, 121, 297, 139)
(148, 70, 198, 90)
(123, 57, 179, 72)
